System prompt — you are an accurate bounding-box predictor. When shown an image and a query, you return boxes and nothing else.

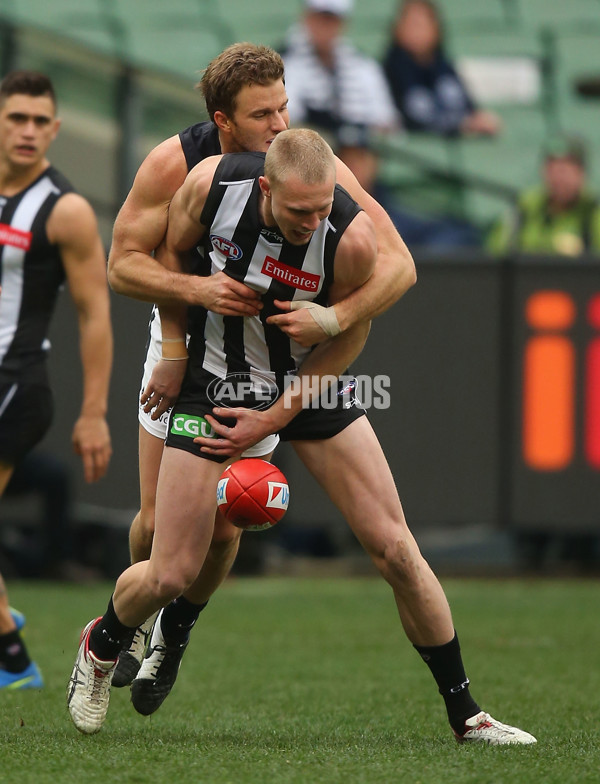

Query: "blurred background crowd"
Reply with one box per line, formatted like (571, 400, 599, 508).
(1, 0, 599, 580)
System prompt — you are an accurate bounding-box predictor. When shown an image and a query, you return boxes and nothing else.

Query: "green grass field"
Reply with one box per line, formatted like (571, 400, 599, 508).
(0, 576, 598, 784)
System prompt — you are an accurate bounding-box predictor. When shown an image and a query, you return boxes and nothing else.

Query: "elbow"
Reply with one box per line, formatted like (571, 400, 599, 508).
(400, 252, 417, 294)
(407, 258, 417, 290)
(106, 256, 126, 295)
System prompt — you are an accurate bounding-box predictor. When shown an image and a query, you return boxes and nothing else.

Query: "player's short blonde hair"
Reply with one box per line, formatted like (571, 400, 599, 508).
(264, 128, 336, 188)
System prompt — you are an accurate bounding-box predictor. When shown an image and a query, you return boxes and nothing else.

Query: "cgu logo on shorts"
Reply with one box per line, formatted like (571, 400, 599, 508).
(210, 234, 243, 260)
(170, 413, 216, 439)
(267, 482, 289, 510)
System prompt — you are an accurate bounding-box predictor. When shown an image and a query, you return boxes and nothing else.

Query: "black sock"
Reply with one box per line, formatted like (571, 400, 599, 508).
(414, 631, 481, 735)
(89, 596, 138, 661)
(0, 630, 30, 673)
(160, 597, 208, 645)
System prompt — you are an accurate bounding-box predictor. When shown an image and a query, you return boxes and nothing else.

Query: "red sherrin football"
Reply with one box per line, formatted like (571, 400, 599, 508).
(216, 458, 289, 531)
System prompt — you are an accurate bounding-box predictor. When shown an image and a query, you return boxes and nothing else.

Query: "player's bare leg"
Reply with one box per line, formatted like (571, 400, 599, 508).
(128, 426, 163, 563)
(294, 418, 535, 745)
(130, 450, 274, 715)
(294, 420, 453, 646)
(68, 446, 223, 732)
(114, 426, 246, 687)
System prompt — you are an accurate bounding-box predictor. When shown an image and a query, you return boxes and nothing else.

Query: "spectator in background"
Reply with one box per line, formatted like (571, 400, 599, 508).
(382, 0, 500, 137)
(280, 0, 398, 194)
(374, 0, 500, 249)
(487, 134, 600, 256)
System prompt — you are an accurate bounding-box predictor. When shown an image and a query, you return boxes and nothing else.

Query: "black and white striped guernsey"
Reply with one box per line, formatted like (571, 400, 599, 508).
(0, 166, 74, 382)
(179, 121, 220, 171)
(186, 151, 362, 391)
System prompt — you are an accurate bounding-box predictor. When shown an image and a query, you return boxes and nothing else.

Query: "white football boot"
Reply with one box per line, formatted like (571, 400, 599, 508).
(67, 618, 117, 735)
(456, 711, 537, 745)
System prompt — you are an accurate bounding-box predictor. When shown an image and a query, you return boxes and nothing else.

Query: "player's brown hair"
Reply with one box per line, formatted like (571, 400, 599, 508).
(198, 43, 284, 122)
(0, 70, 56, 108)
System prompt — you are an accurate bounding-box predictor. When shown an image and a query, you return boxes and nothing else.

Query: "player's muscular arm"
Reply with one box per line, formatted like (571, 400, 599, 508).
(274, 211, 376, 417)
(140, 166, 213, 418)
(332, 157, 416, 327)
(49, 193, 113, 483)
(108, 136, 191, 302)
(108, 141, 261, 316)
(143, 158, 261, 419)
(267, 159, 415, 346)
(157, 157, 220, 342)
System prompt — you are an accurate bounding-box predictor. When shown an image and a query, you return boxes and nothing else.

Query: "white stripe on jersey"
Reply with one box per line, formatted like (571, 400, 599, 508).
(0, 176, 59, 363)
(213, 178, 254, 253)
(0, 382, 17, 417)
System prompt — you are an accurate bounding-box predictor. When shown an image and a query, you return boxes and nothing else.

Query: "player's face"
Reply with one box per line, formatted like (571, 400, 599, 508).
(220, 80, 289, 154)
(261, 172, 335, 246)
(0, 94, 60, 169)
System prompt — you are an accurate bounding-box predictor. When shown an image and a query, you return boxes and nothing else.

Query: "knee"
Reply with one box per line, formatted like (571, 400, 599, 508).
(210, 516, 243, 550)
(147, 564, 198, 605)
(137, 506, 156, 542)
(372, 535, 426, 590)
(129, 509, 155, 563)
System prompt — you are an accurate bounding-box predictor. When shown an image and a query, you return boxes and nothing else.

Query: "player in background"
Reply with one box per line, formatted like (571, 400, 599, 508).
(106, 43, 416, 688)
(0, 71, 112, 689)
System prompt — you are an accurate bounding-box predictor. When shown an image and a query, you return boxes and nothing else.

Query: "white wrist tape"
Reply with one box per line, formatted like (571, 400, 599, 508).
(289, 301, 341, 337)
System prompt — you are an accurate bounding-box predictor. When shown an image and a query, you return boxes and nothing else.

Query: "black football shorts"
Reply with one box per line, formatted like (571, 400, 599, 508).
(165, 371, 366, 462)
(0, 378, 53, 464)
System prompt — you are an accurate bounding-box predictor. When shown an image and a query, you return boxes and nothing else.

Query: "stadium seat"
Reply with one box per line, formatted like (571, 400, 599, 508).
(215, 0, 298, 50)
(2, 0, 118, 59)
(513, 0, 600, 31)
(435, 0, 516, 30)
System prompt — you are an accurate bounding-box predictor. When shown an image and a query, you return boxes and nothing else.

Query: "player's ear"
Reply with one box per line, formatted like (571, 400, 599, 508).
(213, 111, 230, 134)
(258, 175, 271, 199)
(50, 116, 61, 141)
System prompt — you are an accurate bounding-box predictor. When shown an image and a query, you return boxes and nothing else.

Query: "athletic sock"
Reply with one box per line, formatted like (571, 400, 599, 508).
(160, 597, 208, 645)
(414, 631, 481, 735)
(0, 629, 30, 673)
(89, 596, 138, 661)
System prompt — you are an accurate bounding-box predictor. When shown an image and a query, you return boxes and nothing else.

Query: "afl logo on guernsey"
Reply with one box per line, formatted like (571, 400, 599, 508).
(210, 234, 243, 260)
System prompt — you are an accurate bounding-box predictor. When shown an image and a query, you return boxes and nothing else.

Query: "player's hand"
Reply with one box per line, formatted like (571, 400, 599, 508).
(72, 415, 112, 483)
(266, 299, 329, 346)
(193, 407, 276, 457)
(191, 271, 262, 316)
(141, 358, 188, 420)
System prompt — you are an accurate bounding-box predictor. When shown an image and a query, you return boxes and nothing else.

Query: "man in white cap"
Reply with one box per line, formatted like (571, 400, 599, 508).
(281, 0, 398, 195)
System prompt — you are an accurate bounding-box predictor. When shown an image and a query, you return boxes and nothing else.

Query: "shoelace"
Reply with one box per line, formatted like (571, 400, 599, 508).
(126, 627, 149, 656)
(149, 645, 168, 678)
(90, 666, 111, 704)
